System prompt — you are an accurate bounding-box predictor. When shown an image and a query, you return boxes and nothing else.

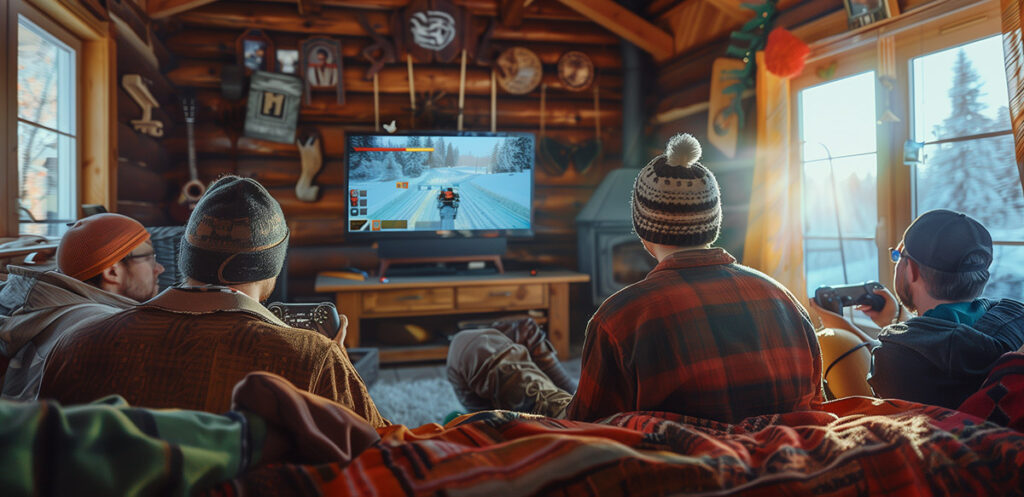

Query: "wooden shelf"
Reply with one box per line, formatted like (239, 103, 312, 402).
(317, 270, 589, 364)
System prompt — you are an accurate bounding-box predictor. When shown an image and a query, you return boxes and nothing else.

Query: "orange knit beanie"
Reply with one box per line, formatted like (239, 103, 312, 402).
(57, 213, 151, 281)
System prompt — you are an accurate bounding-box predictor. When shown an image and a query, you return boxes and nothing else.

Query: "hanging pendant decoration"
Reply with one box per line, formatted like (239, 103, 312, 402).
(395, 0, 470, 64)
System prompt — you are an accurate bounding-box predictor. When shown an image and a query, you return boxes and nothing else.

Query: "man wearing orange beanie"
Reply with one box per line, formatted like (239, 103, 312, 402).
(39, 177, 387, 428)
(0, 213, 164, 400)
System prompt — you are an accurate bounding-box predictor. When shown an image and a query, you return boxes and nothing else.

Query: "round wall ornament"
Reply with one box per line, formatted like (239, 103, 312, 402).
(496, 46, 543, 95)
(557, 51, 594, 91)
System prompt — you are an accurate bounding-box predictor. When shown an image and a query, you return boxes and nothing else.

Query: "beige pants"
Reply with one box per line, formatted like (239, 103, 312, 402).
(446, 328, 572, 418)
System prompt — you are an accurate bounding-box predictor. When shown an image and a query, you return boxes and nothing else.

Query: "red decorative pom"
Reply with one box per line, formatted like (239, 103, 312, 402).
(764, 28, 809, 79)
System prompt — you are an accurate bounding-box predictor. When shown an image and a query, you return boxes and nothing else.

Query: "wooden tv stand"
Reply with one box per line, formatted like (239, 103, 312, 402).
(315, 270, 589, 364)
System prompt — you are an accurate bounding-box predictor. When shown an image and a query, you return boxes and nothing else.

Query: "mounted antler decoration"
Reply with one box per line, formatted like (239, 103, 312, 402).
(122, 74, 164, 137)
(295, 129, 323, 202)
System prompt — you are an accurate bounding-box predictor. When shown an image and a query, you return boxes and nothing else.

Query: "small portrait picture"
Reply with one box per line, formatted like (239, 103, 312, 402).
(236, 29, 274, 72)
(844, 0, 898, 29)
(277, 49, 299, 74)
(300, 37, 344, 105)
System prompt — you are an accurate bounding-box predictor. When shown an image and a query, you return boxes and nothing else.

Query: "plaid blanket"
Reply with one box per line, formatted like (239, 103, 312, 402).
(211, 397, 1024, 497)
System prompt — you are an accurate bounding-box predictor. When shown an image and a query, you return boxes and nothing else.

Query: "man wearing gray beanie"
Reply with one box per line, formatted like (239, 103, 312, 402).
(40, 176, 388, 428)
(445, 134, 823, 424)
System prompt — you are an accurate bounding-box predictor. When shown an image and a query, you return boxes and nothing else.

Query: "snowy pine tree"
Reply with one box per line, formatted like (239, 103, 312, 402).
(380, 155, 402, 181)
(424, 137, 435, 169)
(488, 143, 500, 173)
(433, 138, 447, 169)
(918, 49, 1015, 229)
(445, 142, 456, 168)
(403, 135, 425, 177)
(348, 135, 377, 180)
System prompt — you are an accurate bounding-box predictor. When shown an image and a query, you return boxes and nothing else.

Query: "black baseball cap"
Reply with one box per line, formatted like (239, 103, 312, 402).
(903, 209, 992, 273)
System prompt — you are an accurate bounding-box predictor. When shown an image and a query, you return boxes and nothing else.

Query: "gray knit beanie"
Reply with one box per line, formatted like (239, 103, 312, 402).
(179, 176, 289, 285)
(631, 133, 722, 247)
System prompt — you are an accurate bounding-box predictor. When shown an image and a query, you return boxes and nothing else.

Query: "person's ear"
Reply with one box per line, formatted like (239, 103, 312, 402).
(98, 262, 125, 286)
(906, 258, 921, 283)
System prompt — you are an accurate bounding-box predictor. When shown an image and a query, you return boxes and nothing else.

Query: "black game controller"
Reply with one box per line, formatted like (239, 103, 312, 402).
(266, 301, 342, 340)
(813, 281, 886, 315)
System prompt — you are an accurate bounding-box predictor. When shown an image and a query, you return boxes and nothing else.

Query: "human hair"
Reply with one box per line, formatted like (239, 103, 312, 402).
(916, 252, 990, 301)
(83, 272, 105, 288)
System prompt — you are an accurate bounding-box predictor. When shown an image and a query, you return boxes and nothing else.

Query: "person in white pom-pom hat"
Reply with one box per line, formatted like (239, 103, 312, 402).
(564, 133, 823, 423)
(445, 134, 824, 424)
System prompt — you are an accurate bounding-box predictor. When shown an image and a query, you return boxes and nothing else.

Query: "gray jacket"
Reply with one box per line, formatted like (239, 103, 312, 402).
(0, 266, 135, 400)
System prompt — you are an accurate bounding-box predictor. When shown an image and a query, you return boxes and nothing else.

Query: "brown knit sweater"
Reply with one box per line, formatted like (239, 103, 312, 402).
(39, 286, 388, 427)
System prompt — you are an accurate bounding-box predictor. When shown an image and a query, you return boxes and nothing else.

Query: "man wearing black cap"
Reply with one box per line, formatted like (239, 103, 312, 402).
(814, 209, 1024, 408)
(39, 176, 388, 427)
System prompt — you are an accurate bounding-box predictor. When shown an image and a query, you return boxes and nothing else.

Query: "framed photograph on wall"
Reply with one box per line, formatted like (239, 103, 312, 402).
(300, 37, 344, 105)
(236, 29, 274, 72)
(277, 48, 300, 74)
(843, 0, 899, 29)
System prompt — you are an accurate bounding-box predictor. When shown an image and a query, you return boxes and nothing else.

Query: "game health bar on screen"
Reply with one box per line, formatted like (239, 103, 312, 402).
(352, 147, 435, 152)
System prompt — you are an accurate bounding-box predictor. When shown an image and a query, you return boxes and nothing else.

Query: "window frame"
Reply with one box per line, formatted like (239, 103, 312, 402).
(792, 0, 1009, 294)
(12, 6, 82, 237)
(0, 0, 114, 240)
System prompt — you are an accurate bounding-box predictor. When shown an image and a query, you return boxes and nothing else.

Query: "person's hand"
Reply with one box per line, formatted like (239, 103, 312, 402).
(335, 314, 348, 345)
(855, 287, 902, 329)
(808, 298, 861, 334)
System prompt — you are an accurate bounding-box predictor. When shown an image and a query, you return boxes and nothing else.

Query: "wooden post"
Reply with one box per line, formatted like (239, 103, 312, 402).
(548, 282, 570, 360)
(373, 72, 380, 131)
(406, 54, 415, 128)
(457, 49, 467, 131)
(490, 68, 497, 132)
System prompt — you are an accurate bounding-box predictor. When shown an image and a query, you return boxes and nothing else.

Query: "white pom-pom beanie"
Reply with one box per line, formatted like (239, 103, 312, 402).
(631, 133, 721, 246)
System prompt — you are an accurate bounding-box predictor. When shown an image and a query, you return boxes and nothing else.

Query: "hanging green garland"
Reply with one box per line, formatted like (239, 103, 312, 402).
(714, 0, 779, 135)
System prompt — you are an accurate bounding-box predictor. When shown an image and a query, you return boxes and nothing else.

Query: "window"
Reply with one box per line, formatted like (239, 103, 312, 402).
(16, 14, 78, 237)
(910, 35, 1024, 298)
(799, 72, 880, 295)
(795, 1, 1024, 301)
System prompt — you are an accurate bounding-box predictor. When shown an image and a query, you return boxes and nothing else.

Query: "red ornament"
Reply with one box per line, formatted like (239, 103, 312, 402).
(764, 28, 809, 79)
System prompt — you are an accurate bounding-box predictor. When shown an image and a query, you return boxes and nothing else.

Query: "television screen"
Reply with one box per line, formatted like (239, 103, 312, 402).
(345, 132, 534, 234)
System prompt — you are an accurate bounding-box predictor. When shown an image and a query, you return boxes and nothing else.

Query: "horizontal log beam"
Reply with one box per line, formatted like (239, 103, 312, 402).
(173, 2, 618, 44)
(118, 122, 170, 171)
(148, 0, 218, 19)
(240, 0, 588, 21)
(118, 160, 170, 201)
(164, 30, 623, 68)
(167, 59, 622, 96)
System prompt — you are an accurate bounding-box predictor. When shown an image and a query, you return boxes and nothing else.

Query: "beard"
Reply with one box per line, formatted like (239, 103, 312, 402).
(123, 279, 159, 302)
(895, 270, 915, 314)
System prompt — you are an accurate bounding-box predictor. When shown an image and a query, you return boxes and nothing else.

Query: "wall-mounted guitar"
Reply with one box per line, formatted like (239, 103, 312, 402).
(171, 95, 206, 224)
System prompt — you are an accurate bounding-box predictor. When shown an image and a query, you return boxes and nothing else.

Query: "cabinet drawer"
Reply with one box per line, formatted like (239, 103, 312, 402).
(363, 288, 454, 314)
(457, 284, 546, 309)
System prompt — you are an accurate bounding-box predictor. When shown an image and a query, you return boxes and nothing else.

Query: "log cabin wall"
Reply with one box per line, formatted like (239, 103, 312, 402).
(111, 0, 175, 226)
(153, 1, 625, 301)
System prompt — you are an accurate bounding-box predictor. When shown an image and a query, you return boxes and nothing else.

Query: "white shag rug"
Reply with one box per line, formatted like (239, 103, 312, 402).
(369, 377, 465, 427)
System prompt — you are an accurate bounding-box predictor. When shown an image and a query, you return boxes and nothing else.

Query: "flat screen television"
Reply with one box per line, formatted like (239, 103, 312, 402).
(344, 131, 534, 240)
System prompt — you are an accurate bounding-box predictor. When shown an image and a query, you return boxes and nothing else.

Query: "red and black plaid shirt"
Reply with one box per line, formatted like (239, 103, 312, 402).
(567, 248, 822, 423)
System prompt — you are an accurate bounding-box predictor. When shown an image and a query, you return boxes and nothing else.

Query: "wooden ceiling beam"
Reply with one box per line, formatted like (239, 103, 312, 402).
(555, 0, 674, 61)
(147, 0, 220, 19)
(701, 0, 750, 23)
(296, 0, 322, 16)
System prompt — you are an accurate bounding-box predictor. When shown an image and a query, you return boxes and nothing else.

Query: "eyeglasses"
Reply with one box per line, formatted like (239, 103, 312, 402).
(889, 246, 911, 264)
(123, 251, 157, 264)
